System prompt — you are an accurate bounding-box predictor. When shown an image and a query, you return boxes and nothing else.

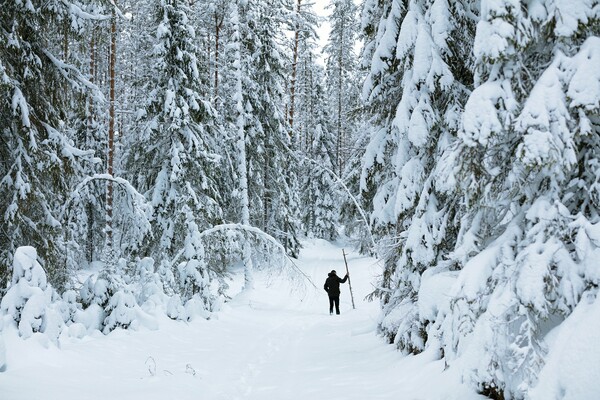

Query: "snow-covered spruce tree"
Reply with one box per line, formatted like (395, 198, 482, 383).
(324, 0, 360, 176)
(61, 0, 112, 270)
(232, 0, 301, 257)
(294, 38, 318, 152)
(0, 0, 96, 292)
(360, 0, 475, 353)
(287, 0, 319, 141)
(282, 2, 341, 241)
(438, 1, 600, 398)
(299, 69, 340, 241)
(127, 0, 226, 318)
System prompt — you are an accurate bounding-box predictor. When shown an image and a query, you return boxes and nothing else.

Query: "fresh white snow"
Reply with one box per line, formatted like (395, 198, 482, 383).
(0, 239, 484, 400)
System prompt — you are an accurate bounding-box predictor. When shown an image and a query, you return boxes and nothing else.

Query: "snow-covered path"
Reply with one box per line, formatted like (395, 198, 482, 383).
(0, 240, 481, 400)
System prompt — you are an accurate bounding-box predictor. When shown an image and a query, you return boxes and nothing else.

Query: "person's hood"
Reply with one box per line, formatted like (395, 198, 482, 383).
(328, 272, 336, 277)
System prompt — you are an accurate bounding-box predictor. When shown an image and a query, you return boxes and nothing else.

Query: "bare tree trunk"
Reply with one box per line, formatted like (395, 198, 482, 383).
(337, 20, 344, 176)
(288, 0, 302, 134)
(306, 52, 314, 152)
(87, 30, 96, 263)
(87, 203, 94, 262)
(106, 3, 117, 253)
(89, 32, 96, 129)
(214, 12, 223, 107)
(63, 20, 69, 60)
(263, 148, 270, 233)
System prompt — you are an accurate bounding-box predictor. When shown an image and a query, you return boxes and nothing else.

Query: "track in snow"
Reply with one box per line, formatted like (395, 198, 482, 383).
(0, 239, 482, 400)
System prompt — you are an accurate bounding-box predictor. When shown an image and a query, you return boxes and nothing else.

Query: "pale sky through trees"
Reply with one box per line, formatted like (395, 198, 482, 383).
(313, 0, 330, 63)
(312, 0, 361, 64)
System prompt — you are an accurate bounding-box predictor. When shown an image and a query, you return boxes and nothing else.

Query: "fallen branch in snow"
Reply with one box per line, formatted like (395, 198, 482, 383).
(185, 364, 196, 376)
(145, 356, 156, 376)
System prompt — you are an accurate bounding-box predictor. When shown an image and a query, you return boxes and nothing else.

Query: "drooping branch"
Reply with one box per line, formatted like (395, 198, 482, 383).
(274, 136, 376, 249)
(196, 223, 318, 289)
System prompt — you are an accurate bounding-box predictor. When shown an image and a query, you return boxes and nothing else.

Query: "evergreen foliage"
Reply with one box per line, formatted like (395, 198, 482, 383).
(126, 0, 225, 313)
(324, 0, 360, 176)
(299, 72, 339, 241)
(361, 0, 600, 397)
(0, 0, 97, 293)
(0, 0, 353, 341)
(3, 2, 597, 397)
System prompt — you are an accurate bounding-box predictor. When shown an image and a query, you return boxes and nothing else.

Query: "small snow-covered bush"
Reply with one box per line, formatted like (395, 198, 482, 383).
(58, 290, 80, 324)
(75, 303, 105, 333)
(136, 257, 167, 312)
(80, 276, 110, 308)
(0, 247, 64, 342)
(176, 259, 222, 318)
(166, 294, 185, 320)
(103, 289, 136, 333)
(0, 317, 6, 372)
(79, 273, 137, 334)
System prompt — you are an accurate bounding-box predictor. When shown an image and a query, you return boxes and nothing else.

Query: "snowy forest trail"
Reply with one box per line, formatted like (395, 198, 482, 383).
(0, 240, 481, 400)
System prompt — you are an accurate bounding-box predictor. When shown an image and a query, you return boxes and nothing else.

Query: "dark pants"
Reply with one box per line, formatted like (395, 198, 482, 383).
(329, 296, 340, 314)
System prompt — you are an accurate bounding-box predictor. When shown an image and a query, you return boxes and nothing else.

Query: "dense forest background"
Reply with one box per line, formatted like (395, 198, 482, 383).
(1, 1, 599, 399)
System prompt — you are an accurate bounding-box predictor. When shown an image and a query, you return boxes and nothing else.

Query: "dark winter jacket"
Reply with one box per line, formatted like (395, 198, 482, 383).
(324, 272, 348, 297)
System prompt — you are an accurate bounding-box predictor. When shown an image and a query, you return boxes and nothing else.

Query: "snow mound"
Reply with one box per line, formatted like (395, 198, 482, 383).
(530, 291, 600, 400)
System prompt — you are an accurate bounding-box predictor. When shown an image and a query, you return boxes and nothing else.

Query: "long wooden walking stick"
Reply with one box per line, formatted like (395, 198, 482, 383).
(342, 249, 356, 310)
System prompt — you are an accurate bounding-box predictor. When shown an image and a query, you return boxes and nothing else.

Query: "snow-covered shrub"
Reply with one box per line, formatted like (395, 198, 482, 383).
(135, 257, 167, 313)
(184, 295, 212, 321)
(177, 259, 207, 301)
(79, 272, 141, 334)
(80, 276, 110, 308)
(166, 295, 185, 320)
(74, 304, 105, 334)
(0, 247, 64, 342)
(103, 289, 136, 334)
(74, 276, 106, 333)
(58, 290, 80, 325)
(0, 317, 6, 372)
(156, 259, 177, 297)
(9, 246, 48, 291)
(175, 259, 223, 320)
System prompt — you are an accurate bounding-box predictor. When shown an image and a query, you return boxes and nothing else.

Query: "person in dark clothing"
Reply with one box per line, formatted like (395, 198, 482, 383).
(324, 270, 349, 315)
